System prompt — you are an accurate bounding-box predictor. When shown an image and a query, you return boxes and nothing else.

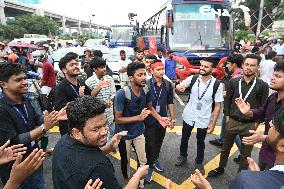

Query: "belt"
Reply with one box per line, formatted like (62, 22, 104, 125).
(230, 116, 254, 123)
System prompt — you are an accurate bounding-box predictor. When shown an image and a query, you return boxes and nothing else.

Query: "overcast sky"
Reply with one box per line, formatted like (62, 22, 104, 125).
(39, 0, 167, 26)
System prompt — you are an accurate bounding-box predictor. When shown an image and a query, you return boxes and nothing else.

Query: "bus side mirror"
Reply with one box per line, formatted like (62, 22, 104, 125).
(166, 10, 173, 28)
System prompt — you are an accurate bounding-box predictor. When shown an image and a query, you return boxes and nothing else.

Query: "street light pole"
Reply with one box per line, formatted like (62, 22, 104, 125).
(89, 14, 95, 37)
(256, 0, 264, 38)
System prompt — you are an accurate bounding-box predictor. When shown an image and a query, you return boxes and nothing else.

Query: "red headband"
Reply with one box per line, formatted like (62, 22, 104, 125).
(150, 61, 164, 70)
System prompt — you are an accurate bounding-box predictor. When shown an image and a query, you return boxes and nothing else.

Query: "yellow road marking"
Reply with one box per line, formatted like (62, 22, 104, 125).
(50, 124, 264, 188)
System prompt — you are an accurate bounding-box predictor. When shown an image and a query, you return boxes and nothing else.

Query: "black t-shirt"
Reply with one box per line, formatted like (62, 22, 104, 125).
(230, 170, 284, 189)
(52, 135, 122, 189)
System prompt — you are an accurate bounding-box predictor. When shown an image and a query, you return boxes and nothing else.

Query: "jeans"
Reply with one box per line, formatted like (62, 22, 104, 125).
(144, 123, 166, 168)
(180, 121, 207, 164)
(20, 166, 45, 189)
(219, 116, 242, 151)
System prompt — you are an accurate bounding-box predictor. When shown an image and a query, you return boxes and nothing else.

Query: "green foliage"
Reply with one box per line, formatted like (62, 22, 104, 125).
(77, 35, 92, 46)
(235, 30, 249, 40)
(1, 14, 59, 40)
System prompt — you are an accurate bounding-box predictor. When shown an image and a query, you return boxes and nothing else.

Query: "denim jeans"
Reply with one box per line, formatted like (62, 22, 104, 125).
(20, 166, 46, 189)
(180, 121, 207, 164)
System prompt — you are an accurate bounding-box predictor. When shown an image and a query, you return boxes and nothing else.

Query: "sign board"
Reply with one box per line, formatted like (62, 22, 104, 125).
(17, 0, 42, 4)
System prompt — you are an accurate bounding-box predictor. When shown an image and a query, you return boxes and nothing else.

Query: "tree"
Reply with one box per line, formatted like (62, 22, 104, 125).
(1, 14, 59, 40)
(241, 0, 280, 14)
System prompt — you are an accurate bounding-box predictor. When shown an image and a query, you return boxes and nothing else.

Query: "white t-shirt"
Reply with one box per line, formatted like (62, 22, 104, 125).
(260, 59, 276, 84)
(180, 75, 224, 128)
(118, 59, 132, 82)
(273, 44, 284, 56)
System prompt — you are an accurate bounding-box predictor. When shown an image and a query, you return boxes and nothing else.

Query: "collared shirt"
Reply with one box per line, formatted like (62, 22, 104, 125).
(144, 77, 174, 127)
(260, 59, 276, 84)
(164, 58, 176, 79)
(224, 76, 269, 122)
(85, 74, 116, 125)
(252, 93, 284, 166)
(180, 75, 224, 128)
(0, 94, 41, 183)
(114, 87, 152, 140)
(52, 135, 121, 189)
(273, 43, 284, 55)
(54, 78, 92, 133)
(118, 59, 132, 82)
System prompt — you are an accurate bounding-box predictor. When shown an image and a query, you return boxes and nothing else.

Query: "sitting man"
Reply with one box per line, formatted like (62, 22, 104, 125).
(52, 96, 148, 189)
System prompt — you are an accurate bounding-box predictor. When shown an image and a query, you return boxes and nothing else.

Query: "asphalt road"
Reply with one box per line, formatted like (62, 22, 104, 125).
(1, 94, 261, 189)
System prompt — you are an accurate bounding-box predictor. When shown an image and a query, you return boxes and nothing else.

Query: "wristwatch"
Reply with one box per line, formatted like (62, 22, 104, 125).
(41, 124, 47, 134)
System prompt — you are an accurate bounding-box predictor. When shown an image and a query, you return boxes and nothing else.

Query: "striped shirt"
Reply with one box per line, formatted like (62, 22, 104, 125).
(85, 74, 116, 125)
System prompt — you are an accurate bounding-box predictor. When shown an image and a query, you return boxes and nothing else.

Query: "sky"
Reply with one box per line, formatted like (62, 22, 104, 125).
(39, 0, 168, 26)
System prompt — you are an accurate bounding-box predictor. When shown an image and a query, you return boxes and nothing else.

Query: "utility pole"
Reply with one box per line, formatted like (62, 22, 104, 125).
(256, 0, 264, 38)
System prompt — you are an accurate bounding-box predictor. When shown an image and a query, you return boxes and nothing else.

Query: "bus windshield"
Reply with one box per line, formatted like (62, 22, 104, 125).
(110, 26, 134, 43)
(169, 4, 230, 51)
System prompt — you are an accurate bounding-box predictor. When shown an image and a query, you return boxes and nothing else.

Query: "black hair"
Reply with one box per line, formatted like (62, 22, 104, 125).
(251, 46, 260, 54)
(266, 51, 277, 60)
(127, 62, 146, 77)
(143, 47, 149, 51)
(202, 57, 218, 68)
(136, 49, 143, 53)
(67, 96, 106, 132)
(227, 54, 244, 68)
(93, 50, 103, 58)
(133, 46, 139, 52)
(120, 50, 126, 55)
(145, 54, 157, 60)
(59, 52, 78, 71)
(0, 63, 25, 82)
(166, 50, 174, 55)
(274, 61, 284, 73)
(157, 47, 163, 52)
(245, 54, 262, 65)
(89, 56, 106, 69)
(273, 105, 284, 136)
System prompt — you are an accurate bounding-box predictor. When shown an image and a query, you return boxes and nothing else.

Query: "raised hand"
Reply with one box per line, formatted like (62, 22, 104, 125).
(0, 140, 27, 165)
(139, 108, 151, 121)
(43, 110, 59, 130)
(79, 86, 85, 97)
(176, 84, 187, 92)
(57, 106, 68, 121)
(84, 178, 103, 189)
(242, 130, 265, 145)
(190, 169, 212, 189)
(235, 98, 251, 115)
(99, 80, 109, 88)
(110, 131, 128, 150)
(247, 157, 260, 172)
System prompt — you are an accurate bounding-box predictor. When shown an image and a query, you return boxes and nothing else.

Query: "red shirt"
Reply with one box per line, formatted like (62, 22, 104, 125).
(42, 61, 56, 87)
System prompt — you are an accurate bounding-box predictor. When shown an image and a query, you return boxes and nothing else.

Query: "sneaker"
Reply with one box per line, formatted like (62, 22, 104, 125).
(208, 167, 225, 178)
(209, 139, 223, 147)
(233, 155, 240, 164)
(195, 163, 205, 175)
(153, 159, 165, 172)
(145, 168, 154, 183)
(175, 156, 187, 166)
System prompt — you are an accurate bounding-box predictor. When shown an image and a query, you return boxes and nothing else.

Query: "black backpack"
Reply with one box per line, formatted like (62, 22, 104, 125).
(186, 74, 221, 112)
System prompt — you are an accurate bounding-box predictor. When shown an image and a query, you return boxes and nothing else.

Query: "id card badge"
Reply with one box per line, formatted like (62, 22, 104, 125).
(196, 102, 202, 110)
(156, 105, 160, 113)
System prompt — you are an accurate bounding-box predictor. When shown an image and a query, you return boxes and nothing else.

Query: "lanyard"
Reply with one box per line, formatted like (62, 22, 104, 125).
(152, 78, 163, 105)
(239, 77, 256, 101)
(197, 77, 212, 100)
(68, 83, 80, 97)
(13, 104, 29, 124)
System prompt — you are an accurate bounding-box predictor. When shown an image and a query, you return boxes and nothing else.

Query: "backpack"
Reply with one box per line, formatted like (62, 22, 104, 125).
(186, 74, 221, 112)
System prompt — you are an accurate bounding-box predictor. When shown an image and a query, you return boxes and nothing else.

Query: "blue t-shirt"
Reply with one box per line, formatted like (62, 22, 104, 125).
(165, 58, 176, 79)
(114, 87, 152, 140)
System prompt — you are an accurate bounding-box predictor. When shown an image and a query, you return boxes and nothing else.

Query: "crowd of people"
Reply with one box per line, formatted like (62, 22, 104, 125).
(0, 36, 283, 189)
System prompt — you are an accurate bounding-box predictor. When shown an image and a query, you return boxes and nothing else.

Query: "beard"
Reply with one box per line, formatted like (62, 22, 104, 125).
(135, 80, 146, 87)
(199, 70, 211, 76)
(267, 136, 282, 153)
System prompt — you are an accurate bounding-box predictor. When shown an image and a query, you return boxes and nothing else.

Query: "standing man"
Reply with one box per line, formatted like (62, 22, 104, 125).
(0, 63, 59, 188)
(175, 57, 224, 175)
(273, 38, 284, 59)
(114, 62, 169, 188)
(52, 96, 149, 189)
(54, 52, 92, 136)
(143, 47, 150, 57)
(118, 50, 132, 87)
(234, 61, 284, 170)
(144, 60, 175, 182)
(208, 54, 269, 177)
(85, 57, 116, 143)
(164, 50, 177, 80)
(156, 47, 165, 64)
(134, 49, 144, 64)
(260, 51, 277, 85)
(40, 54, 56, 96)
